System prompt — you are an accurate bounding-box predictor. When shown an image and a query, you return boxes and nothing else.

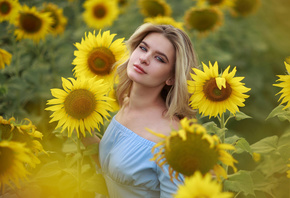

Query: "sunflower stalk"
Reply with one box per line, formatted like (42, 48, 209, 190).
(218, 113, 226, 143)
(76, 137, 83, 198)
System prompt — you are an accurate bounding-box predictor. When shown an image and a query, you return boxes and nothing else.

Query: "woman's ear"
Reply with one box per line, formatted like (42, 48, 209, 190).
(166, 78, 175, 86)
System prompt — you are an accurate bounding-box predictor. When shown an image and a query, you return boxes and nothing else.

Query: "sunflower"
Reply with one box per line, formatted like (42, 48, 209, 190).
(0, 141, 36, 189)
(0, 0, 20, 23)
(196, 0, 233, 9)
(230, 0, 261, 17)
(147, 117, 237, 181)
(108, 85, 120, 112)
(188, 61, 251, 118)
(138, 0, 172, 17)
(117, 0, 131, 14)
(273, 61, 290, 110)
(285, 56, 290, 64)
(72, 30, 127, 85)
(0, 116, 44, 166)
(41, 3, 68, 36)
(0, 48, 12, 69)
(184, 6, 223, 36)
(45, 77, 114, 137)
(144, 16, 184, 31)
(287, 160, 290, 178)
(174, 171, 233, 198)
(14, 5, 53, 43)
(82, 0, 119, 29)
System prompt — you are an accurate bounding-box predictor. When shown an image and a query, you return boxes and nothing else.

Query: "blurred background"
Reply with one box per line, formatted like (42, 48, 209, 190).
(0, 0, 290, 197)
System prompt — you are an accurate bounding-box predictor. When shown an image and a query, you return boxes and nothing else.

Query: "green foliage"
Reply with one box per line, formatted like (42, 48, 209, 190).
(1, 0, 290, 197)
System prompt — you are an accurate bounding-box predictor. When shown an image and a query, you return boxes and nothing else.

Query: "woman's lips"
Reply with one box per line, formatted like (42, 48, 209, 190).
(133, 64, 147, 74)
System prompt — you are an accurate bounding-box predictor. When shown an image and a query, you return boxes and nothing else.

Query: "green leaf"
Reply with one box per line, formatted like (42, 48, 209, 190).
(66, 152, 82, 167)
(34, 161, 62, 179)
(62, 140, 77, 153)
(234, 138, 253, 155)
(225, 135, 240, 145)
(266, 105, 290, 122)
(234, 111, 252, 121)
(250, 136, 278, 154)
(255, 153, 287, 177)
(203, 121, 226, 140)
(224, 170, 255, 196)
(83, 143, 99, 156)
(82, 174, 108, 196)
(277, 128, 290, 160)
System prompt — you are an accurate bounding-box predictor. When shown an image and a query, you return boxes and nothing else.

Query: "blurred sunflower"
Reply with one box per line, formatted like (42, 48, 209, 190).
(273, 61, 290, 110)
(108, 85, 120, 112)
(0, 0, 20, 23)
(46, 77, 114, 137)
(144, 16, 184, 31)
(0, 116, 44, 166)
(285, 56, 290, 64)
(174, 171, 233, 198)
(14, 5, 53, 43)
(82, 0, 119, 29)
(138, 0, 172, 17)
(41, 3, 68, 36)
(230, 0, 261, 17)
(72, 30, 127, 85)
(0, 141, 36, 189)
(287, 160, 290, 178)
(117, 0, 131, 14)
(0, 48, 12, 69)
(147, 117, 237, 181)
(184, 6, 223, 35)
(196, 0, 233, 8)
(188, 61, 251, 118)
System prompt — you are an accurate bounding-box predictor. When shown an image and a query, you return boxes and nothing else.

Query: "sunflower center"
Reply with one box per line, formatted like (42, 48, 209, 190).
(208, 0, 223, 5)
(93, 4, 107, 19)
(0, 146, 14, 174)
(141, 0, 166, 17)
(19, 13, 42, 33)
(64, 89, 96, 120)
(165, 133, 219, 176)
(43, 8, 59, 28)
(0, 2, 11, 14)
(234, 0, 258, 14)
(203, 78, 232, 101)
(87, 47, 116, 76)
(187, 9, 219, 31)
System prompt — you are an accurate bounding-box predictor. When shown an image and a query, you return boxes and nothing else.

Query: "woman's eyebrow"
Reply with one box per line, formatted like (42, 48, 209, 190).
(141, 41, 170, 63)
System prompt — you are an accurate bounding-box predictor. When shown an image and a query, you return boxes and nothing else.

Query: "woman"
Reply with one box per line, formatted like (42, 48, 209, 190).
(83, 23, 198, 198)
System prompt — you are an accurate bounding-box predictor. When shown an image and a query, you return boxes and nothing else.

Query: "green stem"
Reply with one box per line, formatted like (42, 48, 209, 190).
(234, 191, 241, 198)
(77, 138, 82, 198)
(219, 113, 225, 143)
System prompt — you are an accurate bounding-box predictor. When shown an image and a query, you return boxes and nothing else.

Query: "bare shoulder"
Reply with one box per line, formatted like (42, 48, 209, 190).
(147, 115, 180, 138)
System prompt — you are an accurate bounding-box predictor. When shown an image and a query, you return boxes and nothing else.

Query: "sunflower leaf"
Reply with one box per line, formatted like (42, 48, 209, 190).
(266, 105, 290, 122)
(250, 135, 278, 154)
(81, 174, 108, 196)
(224, 170, 255, 196)
(234, 137, 253, 155)
(234, 111, 252, 121)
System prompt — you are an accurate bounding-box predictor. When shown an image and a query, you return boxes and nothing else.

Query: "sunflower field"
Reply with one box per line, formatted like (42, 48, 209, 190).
(0, 0, 290, 198)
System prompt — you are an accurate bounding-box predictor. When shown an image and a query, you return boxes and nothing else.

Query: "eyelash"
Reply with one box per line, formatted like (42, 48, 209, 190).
(139, 45, 166, 63)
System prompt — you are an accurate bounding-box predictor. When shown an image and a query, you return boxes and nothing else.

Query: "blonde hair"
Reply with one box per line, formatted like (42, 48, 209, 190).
(115, 23, 198, 119)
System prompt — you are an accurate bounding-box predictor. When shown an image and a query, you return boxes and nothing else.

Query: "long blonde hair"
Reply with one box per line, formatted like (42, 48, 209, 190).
(115, 23, 198, 119)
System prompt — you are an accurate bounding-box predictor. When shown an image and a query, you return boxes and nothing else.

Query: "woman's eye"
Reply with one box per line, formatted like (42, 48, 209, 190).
(139, 46, 147, 51)
(156, 56, 165, 63)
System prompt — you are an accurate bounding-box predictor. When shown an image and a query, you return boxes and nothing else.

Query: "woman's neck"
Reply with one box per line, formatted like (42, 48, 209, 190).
(126, 83, 166, 111)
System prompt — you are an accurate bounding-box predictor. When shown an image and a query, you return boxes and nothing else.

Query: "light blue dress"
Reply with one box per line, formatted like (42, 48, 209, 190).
(99, 116, 184, 198)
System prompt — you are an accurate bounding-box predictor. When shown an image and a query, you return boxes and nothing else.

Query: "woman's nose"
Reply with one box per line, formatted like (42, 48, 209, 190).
(139, 54, 149, 65)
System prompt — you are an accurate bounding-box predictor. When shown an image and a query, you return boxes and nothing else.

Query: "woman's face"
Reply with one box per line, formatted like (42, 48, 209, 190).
(127, 32, 176, 89)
